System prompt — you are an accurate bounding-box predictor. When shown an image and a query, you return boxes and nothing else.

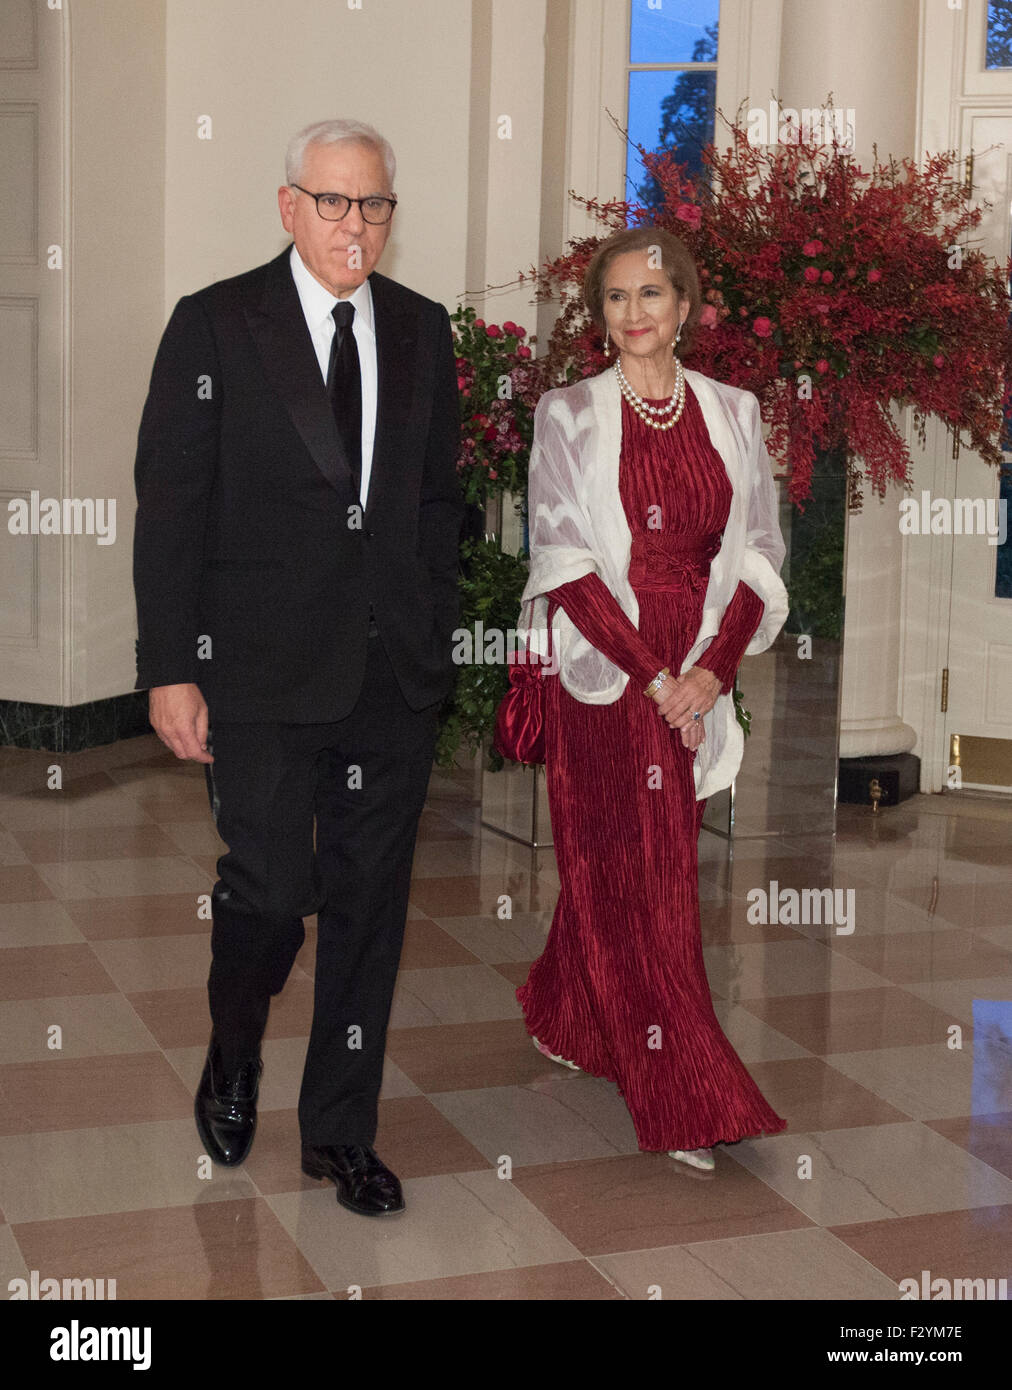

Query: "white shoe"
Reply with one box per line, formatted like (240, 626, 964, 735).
(668, 1147, 715, 1171)
(532, 1036, 580, 1071)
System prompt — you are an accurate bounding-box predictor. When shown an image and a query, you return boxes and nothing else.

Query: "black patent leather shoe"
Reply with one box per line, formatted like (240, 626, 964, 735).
(194, 1032, 262, 1166)
(301, 1143, 405, 1216)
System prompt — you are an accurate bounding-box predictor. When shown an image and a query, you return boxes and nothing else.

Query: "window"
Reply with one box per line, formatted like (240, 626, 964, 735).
(626, 0, 719, 211)
(987, 0, 1012, 67)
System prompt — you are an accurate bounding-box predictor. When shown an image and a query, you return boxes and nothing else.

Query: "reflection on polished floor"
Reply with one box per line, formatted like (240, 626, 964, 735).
(0, 734, 1009, 1301)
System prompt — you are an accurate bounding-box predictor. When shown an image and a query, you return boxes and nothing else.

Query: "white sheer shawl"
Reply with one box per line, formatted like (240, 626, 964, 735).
(516, 365, 790, 800)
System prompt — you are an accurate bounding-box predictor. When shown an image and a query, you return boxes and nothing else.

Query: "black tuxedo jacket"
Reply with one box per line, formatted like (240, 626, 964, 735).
(132, 246, 463, 722)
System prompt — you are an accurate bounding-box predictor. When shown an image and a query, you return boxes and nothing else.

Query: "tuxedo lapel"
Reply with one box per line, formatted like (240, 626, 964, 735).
(244, 248, 353, 495)
(364, 270, 418, 518)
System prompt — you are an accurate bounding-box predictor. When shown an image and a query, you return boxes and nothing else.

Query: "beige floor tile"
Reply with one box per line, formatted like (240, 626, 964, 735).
(702, 938, 889, 999)
(361, 1260, 623, 1299)
(0, 944, 117, 1002)
(739, 985, 959, 1054)
(0, 829, 29, 866)
(834, 928, 1012, 984)
(510, 1150, 814, 1254)
(268, 1168, 581, 1290)
(390, 964, 525, 1026)
(409, 836, 531, 879)
(0, 1119, 256, 1223)
(0, 901, 83, 949)
(826, 1042, 1007, 1120)
(63, 893, 210, 940)
(596, 1226, 901, 1300)
(409, 872, 555, 918)
(156, 820, 228, 856)
(710, 1001, 812, 1061)
(0, 1223, 30, 1288)
(0, 864, 55, 903)
(386, 1019, 568, 1093)
(430, 909, 555, 963)
(0, 994, 157, 1063)
(11, 824, 184, 863)
(12, 1197, 325, 1300)
(89, 933, 212, 993)
(33, 856, 213, 901)
(901, 975, 1012, 1027)
(0, 786, 156, 831)
(429, 1076, 640, 1166)
(725, 1121, 1012, 1225)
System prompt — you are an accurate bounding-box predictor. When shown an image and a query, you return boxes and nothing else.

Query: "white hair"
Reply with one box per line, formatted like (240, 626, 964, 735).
(285, 119, 396, 189)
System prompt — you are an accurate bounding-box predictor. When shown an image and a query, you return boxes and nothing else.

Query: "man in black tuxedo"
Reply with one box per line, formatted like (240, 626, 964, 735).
(132, 119, 462, 1216)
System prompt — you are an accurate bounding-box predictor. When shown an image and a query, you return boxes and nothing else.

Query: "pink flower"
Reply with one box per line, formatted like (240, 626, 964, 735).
(485, 324, 502, 338)
(753, 316, 773, 338)
(821, 270, 834, 283)
(802, 240, 824, 256)
(456, 375, 468, 390)
(474, 318, 485, 328)
(502, 321, 518, 336)
(488, 469, 498, 480)
(933, 353, 945, 368)
(699, 304, 718, 329)
(867, 269, 881, 282)
(517, 344, 532, 358)
(804, 266, 821, 283)
(815, 358, 829, 374)
(675, 203, 702, 230)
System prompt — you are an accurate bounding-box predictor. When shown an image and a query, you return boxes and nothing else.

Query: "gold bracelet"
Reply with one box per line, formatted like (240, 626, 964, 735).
(643, 666, 670, 698)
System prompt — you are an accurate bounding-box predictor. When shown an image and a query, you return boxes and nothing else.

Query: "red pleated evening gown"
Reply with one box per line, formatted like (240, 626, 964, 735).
(516, 380, 788, 1153)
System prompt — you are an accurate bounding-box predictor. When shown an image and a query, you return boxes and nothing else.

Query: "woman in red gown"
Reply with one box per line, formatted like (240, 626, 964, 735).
(516, 228, 788, 1170)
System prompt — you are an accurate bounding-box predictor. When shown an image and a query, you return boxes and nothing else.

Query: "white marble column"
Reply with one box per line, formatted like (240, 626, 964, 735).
(778, 0, 920, 760)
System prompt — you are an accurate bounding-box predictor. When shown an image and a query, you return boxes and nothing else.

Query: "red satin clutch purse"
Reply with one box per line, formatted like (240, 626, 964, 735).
(492, 602, 556, 765)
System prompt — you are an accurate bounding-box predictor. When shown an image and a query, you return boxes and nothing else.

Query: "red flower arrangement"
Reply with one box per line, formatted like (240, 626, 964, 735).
(451, 305, 536, 505)
(515, 113, 1012, 509)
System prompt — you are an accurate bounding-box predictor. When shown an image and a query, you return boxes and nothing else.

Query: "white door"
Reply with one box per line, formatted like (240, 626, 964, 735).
(942, 109, 1012, 793)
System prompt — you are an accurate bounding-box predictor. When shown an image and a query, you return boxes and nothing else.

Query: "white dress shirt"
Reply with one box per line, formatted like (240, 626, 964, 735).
(289, 243, 377, 511)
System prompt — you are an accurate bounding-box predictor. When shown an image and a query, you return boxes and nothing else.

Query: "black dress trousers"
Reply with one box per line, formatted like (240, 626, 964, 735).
(203, 622, 440, 1147)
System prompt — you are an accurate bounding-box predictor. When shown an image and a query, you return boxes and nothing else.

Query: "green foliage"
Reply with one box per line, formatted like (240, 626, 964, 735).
(435, 538, 530, 769)
(787, 523, 845, 640)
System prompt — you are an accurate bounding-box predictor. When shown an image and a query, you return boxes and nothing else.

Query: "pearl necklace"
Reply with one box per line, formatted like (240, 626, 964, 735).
(614, 355, 686, 429)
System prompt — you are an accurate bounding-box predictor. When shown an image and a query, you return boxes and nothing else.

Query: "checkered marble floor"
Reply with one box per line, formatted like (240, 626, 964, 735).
(0, 735, 1009, 1300)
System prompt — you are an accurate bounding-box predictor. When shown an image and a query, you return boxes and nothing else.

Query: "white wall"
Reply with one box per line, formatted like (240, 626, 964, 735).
(163, 0, 472, 314)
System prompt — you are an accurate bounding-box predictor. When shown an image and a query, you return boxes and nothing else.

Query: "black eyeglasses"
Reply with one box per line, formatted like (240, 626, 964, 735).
(290, 184, 397, 224)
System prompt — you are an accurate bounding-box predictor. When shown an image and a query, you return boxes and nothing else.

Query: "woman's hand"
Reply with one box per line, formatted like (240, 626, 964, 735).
(652, 665, 721, 739)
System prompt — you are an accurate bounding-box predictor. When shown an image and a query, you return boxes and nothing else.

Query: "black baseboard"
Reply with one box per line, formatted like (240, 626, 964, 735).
(0, 692, 152, 753)
(838, 750, 920, 808)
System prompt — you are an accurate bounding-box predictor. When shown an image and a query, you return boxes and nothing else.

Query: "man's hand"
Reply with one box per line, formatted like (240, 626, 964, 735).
(149, 684, 213, 763)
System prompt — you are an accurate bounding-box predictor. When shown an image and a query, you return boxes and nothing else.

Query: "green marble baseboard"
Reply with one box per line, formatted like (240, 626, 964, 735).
(0, 692, 152, 752)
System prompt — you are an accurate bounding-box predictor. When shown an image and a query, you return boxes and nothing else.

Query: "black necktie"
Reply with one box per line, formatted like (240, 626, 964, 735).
(327, 300, 362, 502)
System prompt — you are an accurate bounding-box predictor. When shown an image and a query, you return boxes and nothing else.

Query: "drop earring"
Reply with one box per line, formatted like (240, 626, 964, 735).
(604, 329, 610, 356)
